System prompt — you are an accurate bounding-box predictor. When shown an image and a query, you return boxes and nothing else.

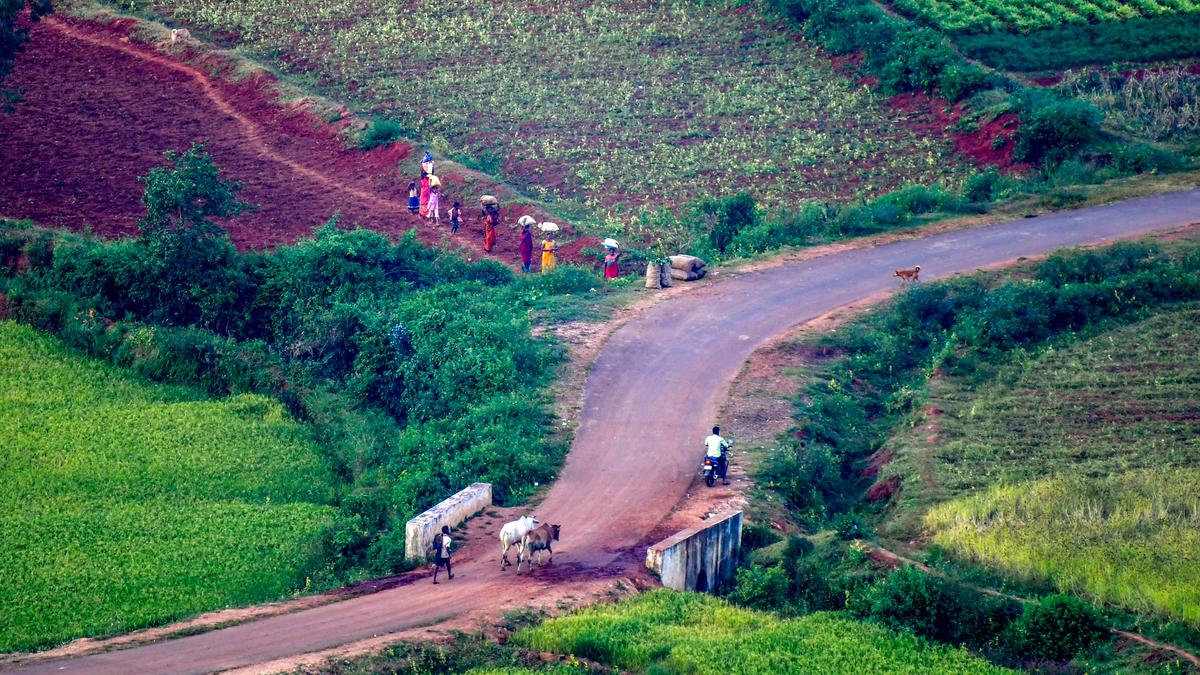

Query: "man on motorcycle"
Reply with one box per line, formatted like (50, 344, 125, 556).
(704, 426, 731, 485)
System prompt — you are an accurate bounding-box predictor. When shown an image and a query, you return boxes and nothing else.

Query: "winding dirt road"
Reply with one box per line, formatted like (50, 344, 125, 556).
(13, 189, 1200, 674)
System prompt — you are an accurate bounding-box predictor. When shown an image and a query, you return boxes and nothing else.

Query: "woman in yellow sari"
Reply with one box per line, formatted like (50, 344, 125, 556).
(541, 237, 558, 272)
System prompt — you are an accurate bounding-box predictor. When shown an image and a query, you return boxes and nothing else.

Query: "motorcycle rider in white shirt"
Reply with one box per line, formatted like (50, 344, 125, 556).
(704, 426, 731, 485)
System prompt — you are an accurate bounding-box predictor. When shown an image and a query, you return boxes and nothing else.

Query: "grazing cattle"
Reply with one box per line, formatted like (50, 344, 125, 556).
(894, 265, 921, 282)
(498, 515, 539, 570)
(518, 523, 561, 573)
(170, 28, 191, 44)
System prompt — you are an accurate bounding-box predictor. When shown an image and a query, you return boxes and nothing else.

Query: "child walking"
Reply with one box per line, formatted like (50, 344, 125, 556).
(427, 185, 441, 225)
(406, 181, 419, 214)
(449, 201, 462, 235)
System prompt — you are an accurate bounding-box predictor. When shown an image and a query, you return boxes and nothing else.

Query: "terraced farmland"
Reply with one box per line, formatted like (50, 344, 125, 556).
(0, 322, 336, 652)
(126, 0, 971, 212)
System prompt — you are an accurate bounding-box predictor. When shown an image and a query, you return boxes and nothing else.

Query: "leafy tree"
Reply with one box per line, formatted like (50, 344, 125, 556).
(1, 0, 52, 91)
(133, 143, 247, 328)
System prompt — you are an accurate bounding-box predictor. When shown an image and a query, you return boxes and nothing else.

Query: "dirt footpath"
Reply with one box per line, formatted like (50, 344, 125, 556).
(0, 16, 567, 264)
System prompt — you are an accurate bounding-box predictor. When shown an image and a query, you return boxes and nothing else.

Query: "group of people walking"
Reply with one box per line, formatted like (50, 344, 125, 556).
(404, 151, 623, 278)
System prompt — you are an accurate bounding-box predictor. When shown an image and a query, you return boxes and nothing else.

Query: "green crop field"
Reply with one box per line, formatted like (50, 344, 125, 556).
(927, 470, 1200, 625)
(513, 590, 1010, 673)
(891, 0, 1200, 34)
(881, 304, 1200, 621)
(121, 0, 970, 212)
(0, 321, 336, 652)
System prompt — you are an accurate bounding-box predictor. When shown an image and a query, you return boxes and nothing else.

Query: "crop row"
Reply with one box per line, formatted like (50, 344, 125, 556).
(908, 305, 1200, 500)
(133, 0, 970, 212)
(513, 589, 1008, 673)
(892, 0, 1200, 34)
(927, 469, 1200, 624)
(0, 321, 335, 651)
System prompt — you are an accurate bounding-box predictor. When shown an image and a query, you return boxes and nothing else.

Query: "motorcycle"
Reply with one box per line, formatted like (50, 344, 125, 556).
(701, 442, 732, 487)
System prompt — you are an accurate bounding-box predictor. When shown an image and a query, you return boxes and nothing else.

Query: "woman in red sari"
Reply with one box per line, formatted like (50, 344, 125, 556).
(418, 173, 431, 218)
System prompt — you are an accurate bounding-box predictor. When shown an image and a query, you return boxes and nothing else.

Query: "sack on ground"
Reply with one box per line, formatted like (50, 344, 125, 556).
(659, 263, 673, 288)
(670, 268, 706, 281)
(669, 255, 706, 272)
(645, 262, 662, 289)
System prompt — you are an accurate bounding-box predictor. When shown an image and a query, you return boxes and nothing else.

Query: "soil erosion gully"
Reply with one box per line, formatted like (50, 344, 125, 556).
(17, 190, 1200, 674)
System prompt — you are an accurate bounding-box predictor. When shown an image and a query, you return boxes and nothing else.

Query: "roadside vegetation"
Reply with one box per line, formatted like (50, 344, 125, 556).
(725, 238, 1200, 669)
(0, 321, 336, 652)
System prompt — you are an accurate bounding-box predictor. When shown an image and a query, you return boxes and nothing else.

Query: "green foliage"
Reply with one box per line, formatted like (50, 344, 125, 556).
(759, 241, 1200, 523)
(1005, 595, 1107, 661)
(849, 566, 1018, 647)
(1012, 95, 1104, 164)
(0, 193, 570, 585)
(705, 192, 758, 253)
(833, 511, 873, 540)
(963, 168, 1003, 202)
(0, 321, 335, 651)
(514, 590, 1010, 673)
(357, 118, 406, 150)
(742, 523, 784, 552)
(892, 0, 1195, 34)
(957, 14, 1200, 72)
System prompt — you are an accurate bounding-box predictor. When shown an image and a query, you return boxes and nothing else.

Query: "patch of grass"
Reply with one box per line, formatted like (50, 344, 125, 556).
(0, 321, 335, 652)
(514, 589, 1011, 673)
(927, 470, 1200, 626)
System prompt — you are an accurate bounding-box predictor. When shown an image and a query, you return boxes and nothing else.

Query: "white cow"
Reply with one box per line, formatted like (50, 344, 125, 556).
(498, 515, 538, 570)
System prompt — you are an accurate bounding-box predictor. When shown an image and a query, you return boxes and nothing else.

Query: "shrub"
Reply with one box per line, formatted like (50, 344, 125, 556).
(1006, 594, 1106, 661)
(706, 192, 759, 253)
(359, 118, 407, 150)
(833, 511, 873, 540)
(728, 565, 792, 610)
(852, 566, 1017, 647)
(742, 524, 784, 552)
(963, 168, 1002, 203)
(1013, 96, 1103, 163)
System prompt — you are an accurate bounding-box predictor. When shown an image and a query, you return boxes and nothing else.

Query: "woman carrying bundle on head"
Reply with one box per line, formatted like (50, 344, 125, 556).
(602, 238, 621, 280)
(418, 173, 431, 218)
(539, 222, 559, 273)
(481, 195, 500, 252)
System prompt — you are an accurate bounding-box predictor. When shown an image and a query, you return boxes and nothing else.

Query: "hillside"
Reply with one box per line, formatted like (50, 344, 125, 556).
(109, 0, 974, 212)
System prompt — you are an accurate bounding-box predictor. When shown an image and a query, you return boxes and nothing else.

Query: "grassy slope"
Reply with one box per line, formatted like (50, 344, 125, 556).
(879, 305, 1200, 621)
(514, 590, 1010, 673)
(124, 0, 969, 213)
(0, 321, 336, 652)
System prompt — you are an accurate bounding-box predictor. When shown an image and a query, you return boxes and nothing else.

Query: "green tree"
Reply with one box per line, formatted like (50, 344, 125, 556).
(133, 143, 247, 328)
(2, 0, 52, 91)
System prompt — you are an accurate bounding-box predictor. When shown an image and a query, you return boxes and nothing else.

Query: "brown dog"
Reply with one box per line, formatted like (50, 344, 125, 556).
(894, 265, 920, 282)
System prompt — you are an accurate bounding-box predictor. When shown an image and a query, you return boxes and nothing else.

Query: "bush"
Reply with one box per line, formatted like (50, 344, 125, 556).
(742, 524, 783, 552)
(833, 511, 873, 540)
(852, 566, 1017, 647)
(359, 118, 407, 150)
(963, 168, 1002, 203)
(706, 192, 759, 253)
(1013, 96, 1104, 163)
(1006, 594, 1106, 661)
(728, 565, 792, 610)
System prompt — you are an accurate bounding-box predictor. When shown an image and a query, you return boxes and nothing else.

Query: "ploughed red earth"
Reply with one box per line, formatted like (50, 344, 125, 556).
(0, 16, 575, 264)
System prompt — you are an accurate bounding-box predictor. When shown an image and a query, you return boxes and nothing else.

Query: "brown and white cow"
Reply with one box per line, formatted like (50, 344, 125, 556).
(517, 523, 560, 573)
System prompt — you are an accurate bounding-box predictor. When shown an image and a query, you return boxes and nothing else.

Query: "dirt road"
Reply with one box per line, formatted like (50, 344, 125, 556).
(11, 188, 1196, 674)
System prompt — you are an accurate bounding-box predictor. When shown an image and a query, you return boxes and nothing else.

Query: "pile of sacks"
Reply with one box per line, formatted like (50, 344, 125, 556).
(668, 255, 707, 281)
(645, 255, 708, 289)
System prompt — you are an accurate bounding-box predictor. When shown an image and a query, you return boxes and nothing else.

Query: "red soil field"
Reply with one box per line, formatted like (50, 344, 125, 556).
(0, 17, 573, 265)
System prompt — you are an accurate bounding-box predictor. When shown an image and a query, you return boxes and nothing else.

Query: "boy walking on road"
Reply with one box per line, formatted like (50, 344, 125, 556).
(431, 525, 454, 584)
